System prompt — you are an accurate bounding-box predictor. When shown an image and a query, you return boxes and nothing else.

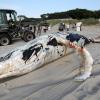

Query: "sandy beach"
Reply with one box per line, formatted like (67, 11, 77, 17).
(0, 25, 100, 100)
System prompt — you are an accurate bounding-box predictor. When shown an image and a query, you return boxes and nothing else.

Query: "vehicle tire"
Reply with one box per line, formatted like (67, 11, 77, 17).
(0, 34, 12, 46)
(23, 31, 35, 42)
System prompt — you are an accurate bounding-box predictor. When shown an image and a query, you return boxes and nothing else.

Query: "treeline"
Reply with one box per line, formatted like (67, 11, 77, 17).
(41, 8, 100, 20)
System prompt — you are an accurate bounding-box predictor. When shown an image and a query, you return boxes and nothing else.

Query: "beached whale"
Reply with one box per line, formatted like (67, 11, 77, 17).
(0, 32, 93, 81)
(0, 32, 68, 79)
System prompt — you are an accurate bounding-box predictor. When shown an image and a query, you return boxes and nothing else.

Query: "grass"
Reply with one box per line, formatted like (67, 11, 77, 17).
(47, 18, 99, 26)
(81, 18, 99, 25)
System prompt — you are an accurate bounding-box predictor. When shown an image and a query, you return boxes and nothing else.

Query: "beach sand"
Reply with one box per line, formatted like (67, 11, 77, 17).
(0, 25, 100, 100)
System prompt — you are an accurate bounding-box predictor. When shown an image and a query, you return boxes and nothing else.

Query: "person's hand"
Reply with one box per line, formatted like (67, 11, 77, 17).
(68, 42, 77, 48)
(68, 42, 84, 52)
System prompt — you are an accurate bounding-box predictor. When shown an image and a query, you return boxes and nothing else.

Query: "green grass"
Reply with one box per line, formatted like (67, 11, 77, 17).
(47, 18, 99, 26)
(47, 19, 61, 26)
(80, 18, 99, 25)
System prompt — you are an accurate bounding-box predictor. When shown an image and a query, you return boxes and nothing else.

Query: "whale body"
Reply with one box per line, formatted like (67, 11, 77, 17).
(0, 32, 68, 79)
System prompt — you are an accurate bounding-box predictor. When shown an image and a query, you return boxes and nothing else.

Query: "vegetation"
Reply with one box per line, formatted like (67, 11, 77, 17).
(41, 8, 100, 20)
(47, 19, 78, 26)
(81, 18, 99, 25)
(41, 8, 100, 26)
(47, 18, 99, 26)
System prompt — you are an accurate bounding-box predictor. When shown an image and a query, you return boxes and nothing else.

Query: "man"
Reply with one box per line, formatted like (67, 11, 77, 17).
(59, 33, 93, 81)
(76, 22, 82, 31)
(66, 23, 70, 31)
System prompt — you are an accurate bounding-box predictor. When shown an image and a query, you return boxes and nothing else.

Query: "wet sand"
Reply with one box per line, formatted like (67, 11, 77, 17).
(0, 25, 100, 100)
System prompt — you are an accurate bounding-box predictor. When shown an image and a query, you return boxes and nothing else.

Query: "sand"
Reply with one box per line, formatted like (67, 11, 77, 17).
(0, 25, 100, 100)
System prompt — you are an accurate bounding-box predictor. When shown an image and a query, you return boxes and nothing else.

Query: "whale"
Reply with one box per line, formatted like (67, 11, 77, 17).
(0, 32, 69, 79)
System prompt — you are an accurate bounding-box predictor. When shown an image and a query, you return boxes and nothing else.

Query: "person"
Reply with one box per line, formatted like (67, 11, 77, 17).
(58, 23, 64, 31)
(66, 23, 70, 31)
(48, 25, 51, 30)
(37, 24, 42, 36)
(59, 33, 93, 81)
(76, 22, 82, 31)
(63, 23, 66, 30)
(72, 23, 76, 31)
(43, 26, 48, 33)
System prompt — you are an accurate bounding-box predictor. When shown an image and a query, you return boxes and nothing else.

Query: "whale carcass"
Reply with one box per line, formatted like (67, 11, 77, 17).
(0, 32, 68, 79)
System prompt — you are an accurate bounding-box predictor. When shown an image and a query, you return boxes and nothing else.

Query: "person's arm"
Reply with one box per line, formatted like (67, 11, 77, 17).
(68, 41, 84, 52)
(57, 37, 69, 46)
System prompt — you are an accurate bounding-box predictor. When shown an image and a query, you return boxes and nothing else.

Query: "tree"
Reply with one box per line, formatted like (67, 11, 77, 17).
(40, 8, 100, 20)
